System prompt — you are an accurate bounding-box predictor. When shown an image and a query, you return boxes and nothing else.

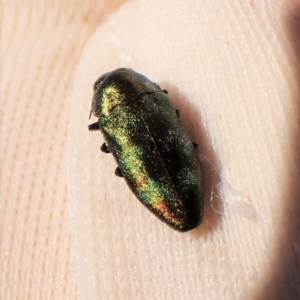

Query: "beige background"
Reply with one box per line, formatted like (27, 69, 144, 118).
(2, 0, 300, 299)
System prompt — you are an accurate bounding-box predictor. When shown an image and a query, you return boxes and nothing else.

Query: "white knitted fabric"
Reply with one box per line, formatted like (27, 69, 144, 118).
(2, 1, 300, 299)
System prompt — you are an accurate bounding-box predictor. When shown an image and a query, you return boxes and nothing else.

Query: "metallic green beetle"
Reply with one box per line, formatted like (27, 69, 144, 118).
(89, 68, 204, 232)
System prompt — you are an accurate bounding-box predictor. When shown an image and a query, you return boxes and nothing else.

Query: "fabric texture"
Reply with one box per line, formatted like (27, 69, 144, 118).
(2, 0, 300, 299)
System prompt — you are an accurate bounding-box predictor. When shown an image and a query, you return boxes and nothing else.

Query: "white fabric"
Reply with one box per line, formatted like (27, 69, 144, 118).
(2, 0, 300, 299)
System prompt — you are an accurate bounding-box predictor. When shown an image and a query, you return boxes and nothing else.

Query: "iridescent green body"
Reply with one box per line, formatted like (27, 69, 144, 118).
(91, 68, 203, 232)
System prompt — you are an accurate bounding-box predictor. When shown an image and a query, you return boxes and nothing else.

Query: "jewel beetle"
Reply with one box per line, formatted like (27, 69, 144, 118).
(89, 68, 204, 232)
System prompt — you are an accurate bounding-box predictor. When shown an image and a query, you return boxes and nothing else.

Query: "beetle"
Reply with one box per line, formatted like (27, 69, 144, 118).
(89, 68, 203, 232)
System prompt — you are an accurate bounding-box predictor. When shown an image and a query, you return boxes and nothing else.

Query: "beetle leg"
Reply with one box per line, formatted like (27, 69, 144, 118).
(193, 142, 198, 149)
(176, 109, 180, 118)
(115, 167, 123, 177)
(88, 122, 100, 131)
(163, 89, 168, 94)
(100, 143, 110, 153)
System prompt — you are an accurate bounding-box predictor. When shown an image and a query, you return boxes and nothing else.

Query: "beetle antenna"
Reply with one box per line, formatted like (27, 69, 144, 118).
(89, 109, 92, 119)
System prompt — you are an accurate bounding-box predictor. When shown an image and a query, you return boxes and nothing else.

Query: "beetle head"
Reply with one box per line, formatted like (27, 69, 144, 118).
(91, 68, 162, 118)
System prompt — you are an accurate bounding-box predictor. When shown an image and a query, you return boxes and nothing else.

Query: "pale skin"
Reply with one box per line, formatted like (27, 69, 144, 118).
(2, 0, 300, 299)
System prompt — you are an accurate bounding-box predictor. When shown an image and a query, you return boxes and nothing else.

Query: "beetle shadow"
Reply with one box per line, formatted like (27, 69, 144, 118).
(161, 83, 223, 238)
